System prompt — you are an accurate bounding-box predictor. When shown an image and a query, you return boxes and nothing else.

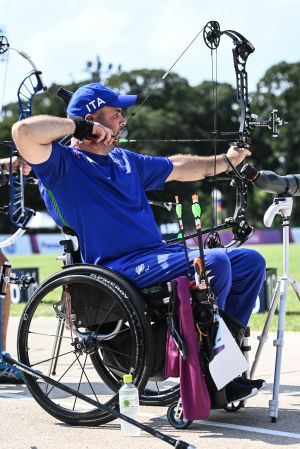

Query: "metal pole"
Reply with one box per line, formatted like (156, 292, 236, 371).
(269, 217, 290, 422)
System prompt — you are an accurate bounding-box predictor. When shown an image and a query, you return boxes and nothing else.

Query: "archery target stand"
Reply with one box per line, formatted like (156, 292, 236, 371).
(250, 195, 300, 422)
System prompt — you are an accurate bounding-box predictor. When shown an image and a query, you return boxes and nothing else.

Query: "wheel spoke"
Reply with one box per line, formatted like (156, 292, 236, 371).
(18, 269, 152, 425)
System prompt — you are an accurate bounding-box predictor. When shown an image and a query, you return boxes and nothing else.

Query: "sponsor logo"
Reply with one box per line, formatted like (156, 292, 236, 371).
(89, 273, 128, 298)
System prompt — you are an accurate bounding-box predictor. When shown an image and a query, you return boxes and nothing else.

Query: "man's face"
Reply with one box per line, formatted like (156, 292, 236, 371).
(90, 106, 126, 137)
(72, 106, 127, 154)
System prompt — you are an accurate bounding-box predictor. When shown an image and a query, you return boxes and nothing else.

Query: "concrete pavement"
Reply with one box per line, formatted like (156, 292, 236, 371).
(1, 317, 299, 449)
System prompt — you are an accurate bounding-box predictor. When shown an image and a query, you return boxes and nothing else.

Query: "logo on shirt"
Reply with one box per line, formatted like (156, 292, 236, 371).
(110, 155, 123, 167)
(110, 152, 131, 174)
(135, 263, 150, 275)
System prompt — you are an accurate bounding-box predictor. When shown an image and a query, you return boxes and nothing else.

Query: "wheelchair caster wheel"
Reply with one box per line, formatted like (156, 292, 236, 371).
(224, 400, 245, 412)
(167, 402, 193, 429)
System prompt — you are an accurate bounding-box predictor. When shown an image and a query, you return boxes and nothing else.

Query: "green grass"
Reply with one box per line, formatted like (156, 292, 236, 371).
(9, 253, 62, 317)
(8, 244, 300, 331)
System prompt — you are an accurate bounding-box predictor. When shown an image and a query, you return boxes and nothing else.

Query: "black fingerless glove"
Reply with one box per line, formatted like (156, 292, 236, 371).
(71, 116, 94, 139)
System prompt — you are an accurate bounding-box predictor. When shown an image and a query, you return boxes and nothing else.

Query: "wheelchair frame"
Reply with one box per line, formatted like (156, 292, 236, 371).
(1, 259, 194, 448)
(14, 232, 251, 429)
(16, 235, 182, 427)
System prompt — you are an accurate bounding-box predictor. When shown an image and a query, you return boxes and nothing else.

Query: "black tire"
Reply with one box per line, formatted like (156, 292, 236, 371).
(91, 356, 180, 406)
(75, 266, 181, 407)
(140, 381, 180, 406)
(90, 331, 180, 406)
(18, 266, 153, 426)
(167, 402, 193, 429)
(23, 264, 179, 408)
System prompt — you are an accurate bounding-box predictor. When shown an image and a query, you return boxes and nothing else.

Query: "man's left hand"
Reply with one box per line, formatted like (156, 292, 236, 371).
(226, 146, 251, 167)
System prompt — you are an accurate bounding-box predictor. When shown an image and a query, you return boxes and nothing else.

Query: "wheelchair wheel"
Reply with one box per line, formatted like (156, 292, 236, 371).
(140, 377, 180, 406)
(18, 266, 153, 426)
(90, 354, 180, 406)
(167, 401, 193, 429)
(90, 326, 180, 406)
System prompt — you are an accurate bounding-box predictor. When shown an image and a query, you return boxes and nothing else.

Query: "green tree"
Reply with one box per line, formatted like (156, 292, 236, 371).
(247, 61, 300, 226)
(1, 63, 300, 235)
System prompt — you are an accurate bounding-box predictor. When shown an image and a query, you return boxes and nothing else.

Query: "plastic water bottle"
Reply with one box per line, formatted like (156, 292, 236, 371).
(119, 374, 140, 436)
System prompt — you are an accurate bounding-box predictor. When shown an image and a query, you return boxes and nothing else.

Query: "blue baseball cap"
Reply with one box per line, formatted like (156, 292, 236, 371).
(67, 83, 137, 118)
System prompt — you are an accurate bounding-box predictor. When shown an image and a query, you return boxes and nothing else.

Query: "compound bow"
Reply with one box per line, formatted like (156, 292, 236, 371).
(201, 21, 286, 248)
(121, 20, 286, 248)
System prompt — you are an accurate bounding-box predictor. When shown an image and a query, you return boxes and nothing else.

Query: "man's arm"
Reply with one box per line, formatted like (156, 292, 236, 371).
(12, 115, 114, 164)
(167, 146, 251, 182)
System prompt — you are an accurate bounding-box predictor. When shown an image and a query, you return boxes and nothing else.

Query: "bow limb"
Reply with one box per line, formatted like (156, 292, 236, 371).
(0, 228, 26, 249)
(10, 47, 46, 92)
(0, 36, 46, 244)
(8, 66, 45, 229)
(225, 30, 255, 148)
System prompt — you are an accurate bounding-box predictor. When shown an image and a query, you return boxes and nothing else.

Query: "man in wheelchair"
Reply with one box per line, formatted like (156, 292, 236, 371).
(12, 82, 266, 404)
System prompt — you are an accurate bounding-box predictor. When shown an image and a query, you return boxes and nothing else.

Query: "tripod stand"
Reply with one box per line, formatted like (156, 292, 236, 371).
(250, 195, 300, 422)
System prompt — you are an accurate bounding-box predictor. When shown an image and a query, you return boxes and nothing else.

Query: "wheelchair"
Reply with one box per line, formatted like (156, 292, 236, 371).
(17, 230, 251, 427)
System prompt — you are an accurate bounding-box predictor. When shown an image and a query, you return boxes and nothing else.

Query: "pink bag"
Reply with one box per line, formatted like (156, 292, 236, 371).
(164, 276, 211, 420)
(164, 332, 180, 377)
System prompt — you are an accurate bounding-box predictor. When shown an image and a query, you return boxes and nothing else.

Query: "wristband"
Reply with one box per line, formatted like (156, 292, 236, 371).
(71, 116, 94, 140)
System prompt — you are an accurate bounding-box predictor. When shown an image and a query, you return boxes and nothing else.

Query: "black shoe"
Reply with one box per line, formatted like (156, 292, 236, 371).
(235, 377, 267, 391)
(225, 380, 257, 403)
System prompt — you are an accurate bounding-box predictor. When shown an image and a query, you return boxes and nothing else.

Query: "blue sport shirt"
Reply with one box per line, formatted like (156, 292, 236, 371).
(31, 142, 179, 286)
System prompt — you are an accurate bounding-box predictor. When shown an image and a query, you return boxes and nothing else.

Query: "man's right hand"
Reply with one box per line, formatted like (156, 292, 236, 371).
(89, 122, 115, 146)
(78, 122, 115, 153)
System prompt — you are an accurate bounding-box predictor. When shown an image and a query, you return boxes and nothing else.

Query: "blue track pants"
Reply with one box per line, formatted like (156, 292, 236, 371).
(105, 244, 266, 326)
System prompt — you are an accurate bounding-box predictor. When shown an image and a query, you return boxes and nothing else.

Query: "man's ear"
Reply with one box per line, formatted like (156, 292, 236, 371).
(85, 114, 94, 121)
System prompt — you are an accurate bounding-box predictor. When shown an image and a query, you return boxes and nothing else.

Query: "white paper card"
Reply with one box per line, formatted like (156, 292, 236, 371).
(208, 317, 249, 390)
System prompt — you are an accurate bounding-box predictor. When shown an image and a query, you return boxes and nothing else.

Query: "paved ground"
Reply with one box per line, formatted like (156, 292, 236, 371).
(1, 317, 299, 449)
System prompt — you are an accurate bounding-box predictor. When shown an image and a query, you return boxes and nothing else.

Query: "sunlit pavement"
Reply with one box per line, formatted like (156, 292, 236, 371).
(1, 317, 299, 449)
